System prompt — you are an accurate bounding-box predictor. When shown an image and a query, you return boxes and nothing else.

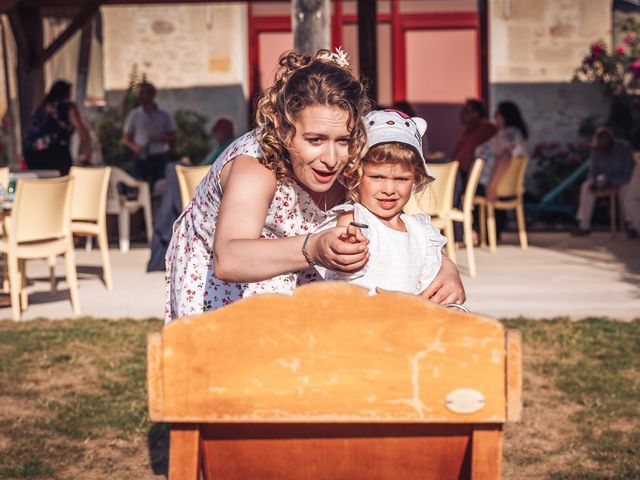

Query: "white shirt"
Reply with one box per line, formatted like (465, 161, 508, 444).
(316, 203, 447, 295)
(123, 105, 176, 155)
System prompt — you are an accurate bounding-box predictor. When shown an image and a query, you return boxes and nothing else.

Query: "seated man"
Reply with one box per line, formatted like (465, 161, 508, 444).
(200, 117, 235, 166)
(573, 127, 638, 237)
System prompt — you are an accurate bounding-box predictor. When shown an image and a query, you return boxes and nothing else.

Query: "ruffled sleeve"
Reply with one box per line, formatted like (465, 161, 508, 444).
(406, 213, 447, 293)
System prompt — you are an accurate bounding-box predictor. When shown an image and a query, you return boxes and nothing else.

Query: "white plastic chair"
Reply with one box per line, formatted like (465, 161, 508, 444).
(404, 161, 459, 262)
(475, 156, 529, 252)
(106, 167, 153, 253)
(176, 164, 209, 209)
(0, 176, 80, 321)
(70, 166, 113, 290)
(451, 159, 484, 277)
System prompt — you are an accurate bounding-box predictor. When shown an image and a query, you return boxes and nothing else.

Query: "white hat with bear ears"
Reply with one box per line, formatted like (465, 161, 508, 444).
(363, 109, 435, 184)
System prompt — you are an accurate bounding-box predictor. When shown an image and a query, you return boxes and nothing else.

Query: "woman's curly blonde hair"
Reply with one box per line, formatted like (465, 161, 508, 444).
(254, 49, 371, 179)
(344, 142, 431, 202)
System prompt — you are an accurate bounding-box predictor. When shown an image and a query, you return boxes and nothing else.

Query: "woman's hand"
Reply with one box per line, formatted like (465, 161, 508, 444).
(420, 257, 466, 304)
(308, 226, 369, 273)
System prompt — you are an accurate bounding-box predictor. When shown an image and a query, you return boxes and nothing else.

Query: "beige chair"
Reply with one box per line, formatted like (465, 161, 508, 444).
(404, 161, 459, 262)
(594, 188, 625, 235)
(176, 164, 209, 209)
(70, 166, 113, 290)
(0, 176, 80, 321)
(0, 167, 9, 193)
(450, 159, 484, 277)
(0, 168, 9, 291)
(475, 156, 529, 253)
(106, 167, 153, 253)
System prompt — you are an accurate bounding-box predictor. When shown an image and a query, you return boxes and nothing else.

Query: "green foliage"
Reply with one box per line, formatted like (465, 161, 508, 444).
(529, 142, 590, 208)
(95, 64, 211, 172)
(173, 109, 211, 164)
(575, 19, 640, 147)
(503, 318, 640, 479)
(94, 65, 144, 173)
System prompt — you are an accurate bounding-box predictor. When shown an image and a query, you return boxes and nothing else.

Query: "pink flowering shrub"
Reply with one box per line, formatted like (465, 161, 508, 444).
(575, 20, 640, 95)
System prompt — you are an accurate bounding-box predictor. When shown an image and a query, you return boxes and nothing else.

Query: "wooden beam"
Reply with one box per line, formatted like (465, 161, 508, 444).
(358, 0, 377, 103)
(7, 6, 28, 61)
(0, 0, 21, 16)
(36, 0, 103, 67)
(479, 0, 490, 105)
(75, 18, 92, 106)
(11, 4, 45, 137)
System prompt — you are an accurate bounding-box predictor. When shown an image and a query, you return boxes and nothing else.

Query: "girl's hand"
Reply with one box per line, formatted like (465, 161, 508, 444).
(309, 227, 369, 272)
(420, 257, 466, 304)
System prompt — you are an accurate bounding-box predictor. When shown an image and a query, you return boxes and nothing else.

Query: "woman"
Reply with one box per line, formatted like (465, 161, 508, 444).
(23, 80, 92, 175)
(165, 50, 465, 324)
(474, 101, 528, 238)
(475, 101, 528, 202)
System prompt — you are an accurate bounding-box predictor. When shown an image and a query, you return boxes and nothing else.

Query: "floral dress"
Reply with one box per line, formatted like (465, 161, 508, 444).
(475, 126, 527, 187)
(165, 130, 326, 324)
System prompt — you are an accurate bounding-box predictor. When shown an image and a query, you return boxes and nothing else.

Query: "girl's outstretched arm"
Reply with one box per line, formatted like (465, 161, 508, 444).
(213, 155, 369, 282)
(419, 256, 466, 304)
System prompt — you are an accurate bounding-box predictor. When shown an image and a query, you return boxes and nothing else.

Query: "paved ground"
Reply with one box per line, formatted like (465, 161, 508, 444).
(1, 231, 638, 321)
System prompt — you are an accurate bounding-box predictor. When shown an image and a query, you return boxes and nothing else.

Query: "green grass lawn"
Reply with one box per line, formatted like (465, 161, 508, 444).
(0, 317, 638, 479)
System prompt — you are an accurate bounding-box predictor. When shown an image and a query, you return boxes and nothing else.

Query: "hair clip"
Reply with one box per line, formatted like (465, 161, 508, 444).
(318, 46, 350, 68)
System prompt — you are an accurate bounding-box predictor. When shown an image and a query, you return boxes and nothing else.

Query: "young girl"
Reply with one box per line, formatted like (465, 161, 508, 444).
(318, 109, 447, 294)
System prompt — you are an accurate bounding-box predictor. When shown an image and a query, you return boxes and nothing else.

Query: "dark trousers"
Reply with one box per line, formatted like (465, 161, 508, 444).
(24, 145, 73, 176)
(146, 162, 182, 272)
(134, 153, 169, 190)
(453, 170, 469, 242)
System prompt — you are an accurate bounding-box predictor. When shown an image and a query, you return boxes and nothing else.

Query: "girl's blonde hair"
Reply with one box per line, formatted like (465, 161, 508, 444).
(254, 50, 371, 178)
(345, 142, 431, 202)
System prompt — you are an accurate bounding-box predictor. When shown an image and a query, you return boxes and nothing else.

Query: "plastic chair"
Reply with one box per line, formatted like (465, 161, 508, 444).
(0, 167, 8, 192)
(450, 159, 484, 277)
(404, 161, 459, 262)
(106, 167, 153, 253)
(148, 283, 522, 479)
(176, 165, 209, 209)
(70, 166, 113, 290)
(474, 156, 529, 253)
(0, 176, 80, 321)
(593, 188, 625, 235)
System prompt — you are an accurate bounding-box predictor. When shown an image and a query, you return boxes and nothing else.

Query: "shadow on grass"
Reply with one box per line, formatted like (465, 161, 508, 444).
(148, 423, 170, 476)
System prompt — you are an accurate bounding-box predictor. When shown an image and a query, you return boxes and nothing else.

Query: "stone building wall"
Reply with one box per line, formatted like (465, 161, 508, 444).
(101, 4, 249, 135)
(489, 0, 613, 149)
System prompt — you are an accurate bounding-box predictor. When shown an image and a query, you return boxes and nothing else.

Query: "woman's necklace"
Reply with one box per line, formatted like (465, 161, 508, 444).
(309, 190, 328, 225)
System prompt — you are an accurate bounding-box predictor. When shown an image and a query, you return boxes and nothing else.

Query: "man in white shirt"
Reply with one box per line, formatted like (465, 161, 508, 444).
(123, 82, 177, 189)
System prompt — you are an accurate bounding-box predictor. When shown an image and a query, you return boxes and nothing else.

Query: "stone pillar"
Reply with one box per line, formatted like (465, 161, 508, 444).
(292, 0, 331, 56)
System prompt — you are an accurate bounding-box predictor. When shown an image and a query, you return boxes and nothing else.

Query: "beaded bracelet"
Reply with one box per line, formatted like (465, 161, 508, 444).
(302, 233, 316, 267)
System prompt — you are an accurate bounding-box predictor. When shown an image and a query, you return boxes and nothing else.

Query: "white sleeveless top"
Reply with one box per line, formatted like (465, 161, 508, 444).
(317, 203, 447, 294)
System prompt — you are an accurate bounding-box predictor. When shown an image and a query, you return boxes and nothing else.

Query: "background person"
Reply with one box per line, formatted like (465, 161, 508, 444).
(451, 99, 497, 243)
(474, 100, 528, 241)
(573, 127, 638, 237)
(122, 81, 176, 189)
(200, 117, 236, 166)
(23, 80, 92, 175)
